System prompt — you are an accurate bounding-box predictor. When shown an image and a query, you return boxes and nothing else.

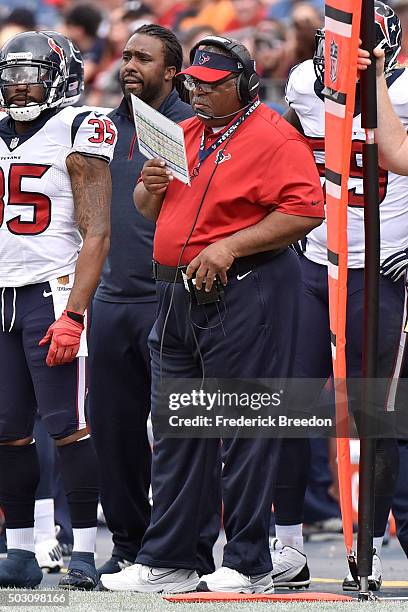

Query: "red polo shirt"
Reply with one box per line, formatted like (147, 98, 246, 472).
(154, 103, 324, 266)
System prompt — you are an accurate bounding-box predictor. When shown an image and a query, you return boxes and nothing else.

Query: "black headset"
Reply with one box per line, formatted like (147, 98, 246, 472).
(189, 35, 260, 105)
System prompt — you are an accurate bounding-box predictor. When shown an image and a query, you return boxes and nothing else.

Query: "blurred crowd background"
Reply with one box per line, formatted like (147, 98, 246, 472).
(0, 0, 407, 110)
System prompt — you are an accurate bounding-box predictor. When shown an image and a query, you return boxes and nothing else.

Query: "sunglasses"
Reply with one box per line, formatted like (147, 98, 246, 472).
(183, 73, 237, 93)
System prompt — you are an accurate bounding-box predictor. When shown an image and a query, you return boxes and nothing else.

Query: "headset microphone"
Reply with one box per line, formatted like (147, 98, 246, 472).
(194, 104, 251, 120)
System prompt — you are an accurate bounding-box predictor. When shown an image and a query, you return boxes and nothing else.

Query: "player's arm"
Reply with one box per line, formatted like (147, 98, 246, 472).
(358, 46, 408, 174)
(38, 153, 111, 367)
(376, 62, 408, 174)
(66, 152, 111, 313)
(134, 158, 173, 222)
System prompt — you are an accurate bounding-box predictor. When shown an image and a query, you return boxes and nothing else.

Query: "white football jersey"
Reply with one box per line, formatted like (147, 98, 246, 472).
(0, 106, 117, 286)
(286, 59, 408, 268)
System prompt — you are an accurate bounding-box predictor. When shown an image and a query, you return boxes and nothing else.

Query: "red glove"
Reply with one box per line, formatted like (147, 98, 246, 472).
(39, 310, 84, 367)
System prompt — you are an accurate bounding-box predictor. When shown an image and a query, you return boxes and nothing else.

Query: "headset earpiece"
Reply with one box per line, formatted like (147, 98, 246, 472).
(235, 68, 260, 103)
(247, 72, 260, 99)
(235, 73, 243, 101)
(189, 35, 259, 105)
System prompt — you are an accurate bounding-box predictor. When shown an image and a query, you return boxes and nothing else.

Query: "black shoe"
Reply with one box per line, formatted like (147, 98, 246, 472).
(59, 552, 98, 591)
(0, 549, 42, 588)
(342, 551, 382, 592)
(59, 567, 98, 590)
(97, 555, 133, 578)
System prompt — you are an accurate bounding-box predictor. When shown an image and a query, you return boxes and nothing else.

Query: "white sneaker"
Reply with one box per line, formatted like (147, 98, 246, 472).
(197, 566, 274, 593)
(35, 538, 64, 573)
(100, 563, 199, 593)
(342, 551, 382, 592)
(270, 541, 310, 588)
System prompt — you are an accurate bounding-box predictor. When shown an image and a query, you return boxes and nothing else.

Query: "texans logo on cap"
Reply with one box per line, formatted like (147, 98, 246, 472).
(198, 52, 211, 65)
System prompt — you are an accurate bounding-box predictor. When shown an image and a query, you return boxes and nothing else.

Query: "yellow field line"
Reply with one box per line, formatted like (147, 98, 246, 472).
(313, 578, 408, 587)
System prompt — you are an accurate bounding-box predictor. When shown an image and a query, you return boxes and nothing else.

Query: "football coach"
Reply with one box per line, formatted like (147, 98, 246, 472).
(101, 36, 324, 594)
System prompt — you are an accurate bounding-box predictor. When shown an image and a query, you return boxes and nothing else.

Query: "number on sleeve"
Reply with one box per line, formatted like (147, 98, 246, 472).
(88, 117, 116, 145)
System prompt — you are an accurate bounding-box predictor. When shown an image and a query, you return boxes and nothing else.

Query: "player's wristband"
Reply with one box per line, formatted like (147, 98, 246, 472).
(65, 310, 84, 324)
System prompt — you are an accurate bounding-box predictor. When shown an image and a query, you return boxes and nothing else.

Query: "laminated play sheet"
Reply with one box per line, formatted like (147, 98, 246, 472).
(131, 94, 190, 186)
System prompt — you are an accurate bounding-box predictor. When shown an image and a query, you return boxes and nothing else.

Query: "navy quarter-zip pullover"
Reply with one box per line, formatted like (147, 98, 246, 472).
(96, 90, 193, 302)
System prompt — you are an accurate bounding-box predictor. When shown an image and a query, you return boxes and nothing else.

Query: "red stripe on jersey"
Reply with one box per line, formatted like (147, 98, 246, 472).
(128, 133, 137, 160)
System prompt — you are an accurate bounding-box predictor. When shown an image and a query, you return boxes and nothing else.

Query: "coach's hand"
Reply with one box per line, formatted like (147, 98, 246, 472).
(39, 310, 84, 367)
(141, 158, 173, 196)
(187, 241, 235, 291)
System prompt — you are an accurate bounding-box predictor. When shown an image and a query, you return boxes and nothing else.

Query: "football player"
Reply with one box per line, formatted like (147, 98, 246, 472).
(272, 0, 408, 592)
(31, 32, 85, 575)
(0, 31, 117, 589)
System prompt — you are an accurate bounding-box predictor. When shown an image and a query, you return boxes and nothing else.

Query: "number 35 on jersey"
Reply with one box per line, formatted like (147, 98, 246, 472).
(0, 106, 117, 287)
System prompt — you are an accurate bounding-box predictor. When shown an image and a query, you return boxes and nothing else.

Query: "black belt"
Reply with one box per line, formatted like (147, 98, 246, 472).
(152, 249, 287, 283)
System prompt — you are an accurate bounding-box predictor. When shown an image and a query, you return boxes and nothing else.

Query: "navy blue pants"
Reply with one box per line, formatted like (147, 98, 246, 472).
(0, 283, 86, 441)
(88, 299, 155, 562)
(275, 257, 404, 536)
(89, 299, 221, 573)
(137, 249, 300, 575)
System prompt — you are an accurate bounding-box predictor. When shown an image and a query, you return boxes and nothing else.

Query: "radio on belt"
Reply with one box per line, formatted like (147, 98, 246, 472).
(181, 270, 225, 305)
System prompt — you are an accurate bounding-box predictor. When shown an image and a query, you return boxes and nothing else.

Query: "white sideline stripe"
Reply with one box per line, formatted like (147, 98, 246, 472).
(386, 283, 408, 411)
(328, 261, 339, 280)
(326, 180, 341, 199)
(325, 16, 352, 38)
(314, 577, 408, 587)
(77, 356, 87, 430)
(325, 98, 346, 119)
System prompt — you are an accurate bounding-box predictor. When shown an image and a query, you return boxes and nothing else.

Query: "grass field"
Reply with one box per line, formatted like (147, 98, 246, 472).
(20, 531, 407, 610)
(4, 590, 408, 612)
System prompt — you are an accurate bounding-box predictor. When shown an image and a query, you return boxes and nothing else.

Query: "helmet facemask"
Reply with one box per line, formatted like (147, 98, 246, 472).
(0, 34, 68, 122)
(313, 28, 325, 85)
